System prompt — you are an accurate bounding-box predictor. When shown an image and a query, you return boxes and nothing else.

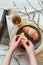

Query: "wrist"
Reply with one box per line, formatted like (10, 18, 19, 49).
(9, 45, 16, 51)
(27, 50, 35, 56)
(9, 48, 14, 53)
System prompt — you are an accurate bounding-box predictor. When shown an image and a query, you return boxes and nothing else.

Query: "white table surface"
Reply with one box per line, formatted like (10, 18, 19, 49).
(0, 0, 42, 10)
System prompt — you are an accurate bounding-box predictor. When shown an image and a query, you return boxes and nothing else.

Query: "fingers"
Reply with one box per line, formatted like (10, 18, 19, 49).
(23, 41, 32, 48)
(13, 35, 34, 48)
(28, 41, 34, 48)
(23, 42, 27, 48)
(28, 40, 33, 45)
(13, 35, 19, 41)
(14, 35, 21, 44)
(17, 36, 21, 44)
(29, 41, 34, 46)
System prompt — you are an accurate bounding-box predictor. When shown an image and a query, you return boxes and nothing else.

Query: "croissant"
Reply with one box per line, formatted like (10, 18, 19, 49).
(23, 27, 39, 41)
(20, 33, 28, 44)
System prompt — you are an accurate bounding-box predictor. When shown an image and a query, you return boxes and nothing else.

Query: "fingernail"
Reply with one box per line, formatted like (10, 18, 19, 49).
(26, 41, 29, 46)
(16, 36, 19, 41)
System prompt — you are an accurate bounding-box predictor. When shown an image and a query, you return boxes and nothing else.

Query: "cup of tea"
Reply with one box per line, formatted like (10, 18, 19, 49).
(12, 15, 21, 25)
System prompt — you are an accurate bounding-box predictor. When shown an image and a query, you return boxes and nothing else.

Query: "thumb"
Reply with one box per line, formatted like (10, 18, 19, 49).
(17, 37, 21, 44)
(23, 41, 30, 47)
(23, 42, 27, 48)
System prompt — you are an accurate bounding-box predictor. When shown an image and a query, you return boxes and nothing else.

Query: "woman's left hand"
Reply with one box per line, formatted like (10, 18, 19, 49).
(9, 35, 21, 51)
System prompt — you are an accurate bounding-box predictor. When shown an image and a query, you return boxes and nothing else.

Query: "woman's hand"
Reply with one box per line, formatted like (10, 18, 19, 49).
(23, 41, 37, 65)
(23, 41, 34, 55)
(1, 35, 21, 65)
(9, 35, 21, 51)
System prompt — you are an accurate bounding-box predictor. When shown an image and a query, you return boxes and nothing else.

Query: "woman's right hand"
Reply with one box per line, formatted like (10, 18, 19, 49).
(23, 41, 34, 55)
(23, 41, 37, 65)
